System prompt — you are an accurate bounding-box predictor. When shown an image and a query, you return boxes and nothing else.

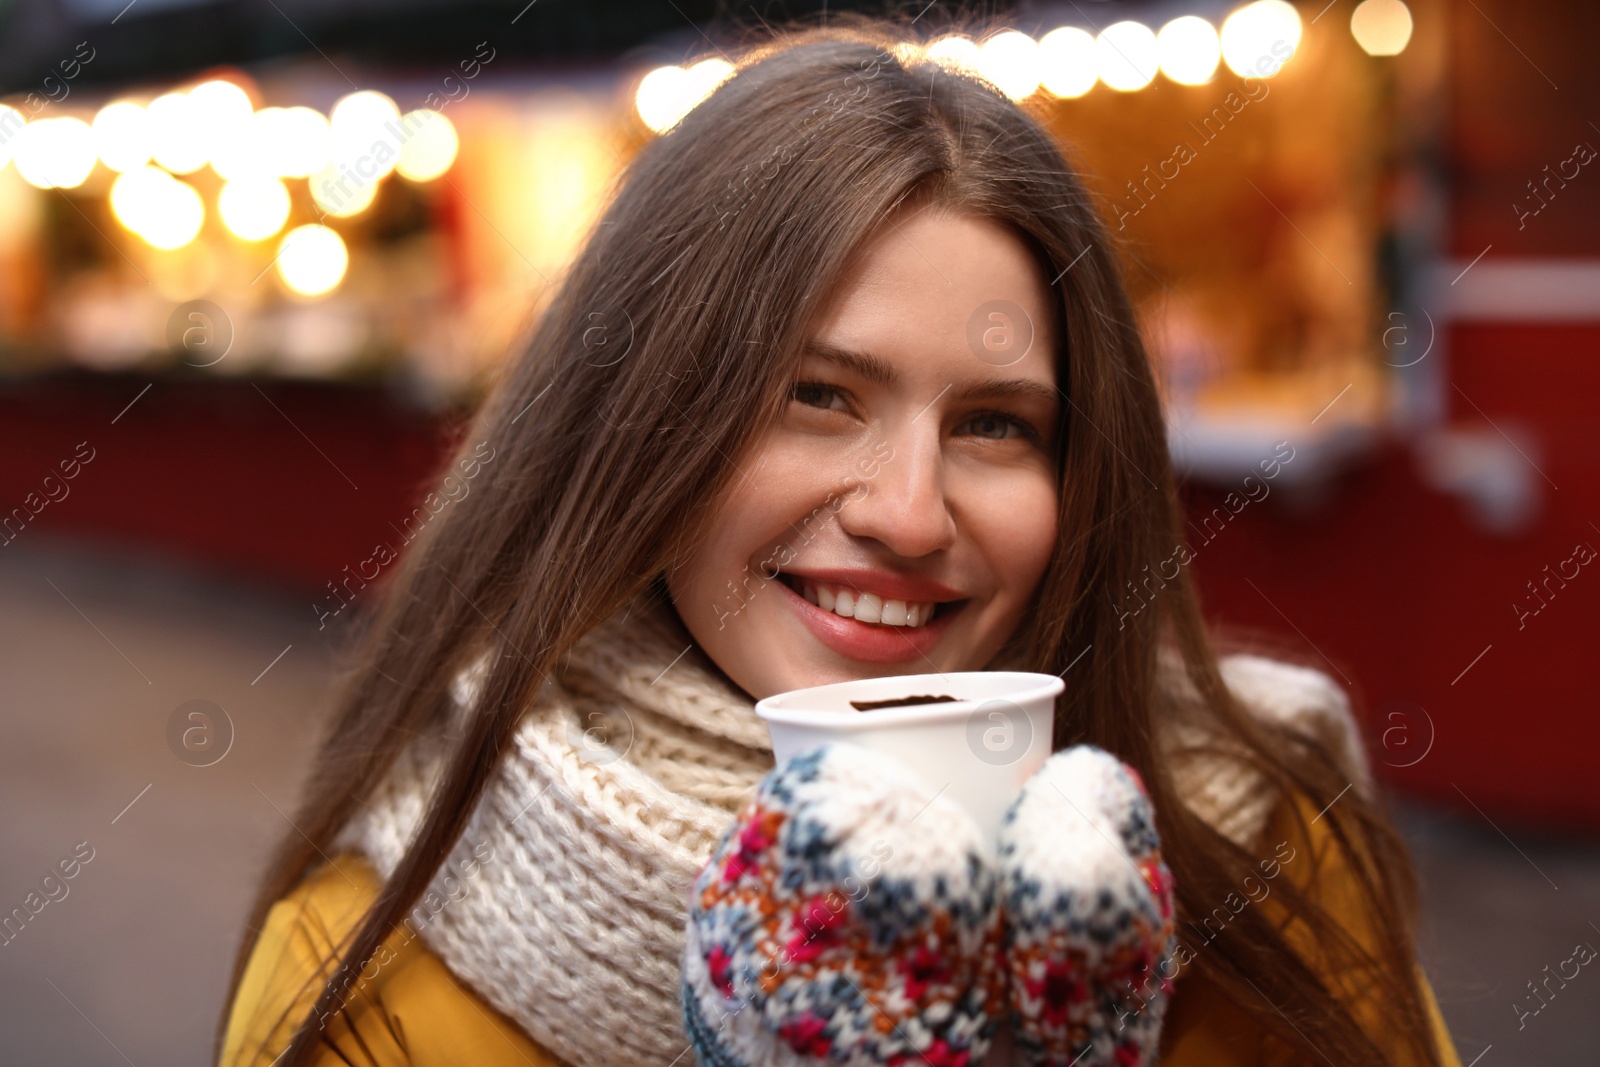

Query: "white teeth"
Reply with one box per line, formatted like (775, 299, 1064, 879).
(854, 593, 882, 624)
(794, 578, 940, 629)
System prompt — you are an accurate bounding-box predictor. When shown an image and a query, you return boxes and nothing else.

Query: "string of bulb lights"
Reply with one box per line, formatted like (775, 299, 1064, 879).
(635, 0, 1415, 134)
(0, 83, 459, 296)
(0, 0, 1415, 299)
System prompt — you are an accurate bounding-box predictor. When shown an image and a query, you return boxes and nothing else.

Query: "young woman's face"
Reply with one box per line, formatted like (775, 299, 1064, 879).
(668, 206, 1061, 700)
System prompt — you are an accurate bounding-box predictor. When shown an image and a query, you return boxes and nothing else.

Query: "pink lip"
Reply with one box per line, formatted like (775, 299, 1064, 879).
(775, 574, 964, 664)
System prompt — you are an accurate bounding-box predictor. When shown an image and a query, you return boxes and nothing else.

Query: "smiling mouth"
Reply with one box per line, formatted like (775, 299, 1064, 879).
(777, 574, 963, 629)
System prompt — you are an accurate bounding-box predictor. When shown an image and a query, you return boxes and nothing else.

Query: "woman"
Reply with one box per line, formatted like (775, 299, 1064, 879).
(219, 19, 1460, 1067)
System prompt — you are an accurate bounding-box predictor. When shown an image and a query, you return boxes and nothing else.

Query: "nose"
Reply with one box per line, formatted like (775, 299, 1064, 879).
(835, 430, 957, 559)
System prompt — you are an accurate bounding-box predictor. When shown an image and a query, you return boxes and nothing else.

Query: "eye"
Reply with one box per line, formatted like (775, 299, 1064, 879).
(788, 380, 851, 413)
(957, 411, 1040, 443)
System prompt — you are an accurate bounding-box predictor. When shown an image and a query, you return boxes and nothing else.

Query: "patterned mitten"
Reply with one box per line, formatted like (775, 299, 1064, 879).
(997, 746, 1177, 1067)
(683, 742, 1007, 1067)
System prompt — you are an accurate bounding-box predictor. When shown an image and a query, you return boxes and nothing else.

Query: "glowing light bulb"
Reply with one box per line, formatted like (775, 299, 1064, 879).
(219, 176, 291, 240)
(635, 66, 690, 133)
(927, 36, 983, 75)
(147, 92, 208, 174)
(277, 223, 349, 297)
(189, 80, 252, 120)
(1096, 21, 1159, 92)
(144, 175, 204, 249)
(1038, 26, 1099, 98)
(1221, 0, 1303, 78)
(978, 31, 1042, 101)
(310, 160, 379, 217)
(11, 117, 98, 188)
(110, 165, 204, 248)
(634, 60, 732, 133)
(683, 58, 734, 107)
(1351, 0, 1413, 56)
(1157, 16, 1222, 85)
(93, 100, 151, 173)
(211, 115, 277, 181)
(329, 90, 403, 182)
(330, 90, 401, 138)
(396, 110, 458, 181)
(260, 106, 330, 179)
(189, 79, 254, 149)
(110, 166, 162, 230)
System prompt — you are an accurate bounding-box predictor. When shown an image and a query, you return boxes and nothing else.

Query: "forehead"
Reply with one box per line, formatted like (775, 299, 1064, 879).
(805, 206, 1057, 381)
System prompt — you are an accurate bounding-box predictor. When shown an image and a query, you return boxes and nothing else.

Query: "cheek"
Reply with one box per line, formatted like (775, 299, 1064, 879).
(670, 488, 758, 608)
(668, 441, 814, 609)
(962, 469, 1058, 598)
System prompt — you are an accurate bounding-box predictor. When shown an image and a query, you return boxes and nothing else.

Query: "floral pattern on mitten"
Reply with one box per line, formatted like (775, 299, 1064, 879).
(683, 742, 1007, 1067)
(997, 746, 1177, 1067)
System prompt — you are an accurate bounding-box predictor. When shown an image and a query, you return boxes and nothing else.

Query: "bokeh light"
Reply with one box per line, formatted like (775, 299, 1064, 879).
(12, 117, 98, 189)
(1351, 0, 1414, 56)
(110, 166, 205, 248)
(396, 110, 459, 181)
(276, 223, 349, 297)
(927, 35, 984, 75)
(218, 176, 291, 241)
(310, 161, 379, 217)
(329, 90, 403, 182)
(1221, 0, 1303, 78)
(978, 31, 1042, 101)
(1158, 16, 1223, 85)
(261, 106, 331, 179)
(635, 66, 691, 133)
(1097, 21, 1160, 92)
(1038, 27, 1099, 98)
(147, 92, 209, 174)
(189, 80, 254, 140)
(92, 101, 152, 173)
(683, 58, 734, 107)
(211, 112, 277, 181)
(634, 59, 733, 133)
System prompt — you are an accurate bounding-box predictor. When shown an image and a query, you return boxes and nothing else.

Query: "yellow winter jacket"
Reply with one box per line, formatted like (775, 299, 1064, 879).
(220, 790, 1463, 1067)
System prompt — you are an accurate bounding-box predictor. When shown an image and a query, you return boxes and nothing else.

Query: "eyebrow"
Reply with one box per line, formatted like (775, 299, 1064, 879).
(801, 340, 1060, 406)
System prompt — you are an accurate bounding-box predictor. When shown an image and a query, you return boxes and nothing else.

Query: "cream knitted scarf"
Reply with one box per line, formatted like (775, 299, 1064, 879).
(330, 600, 1369, 1067)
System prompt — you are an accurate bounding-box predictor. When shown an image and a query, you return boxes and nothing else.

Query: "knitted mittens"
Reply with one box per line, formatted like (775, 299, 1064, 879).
(682, 743, 1176, 1067)
(683, 741, 1006, 1067)
(999, 748, 1176, 1067)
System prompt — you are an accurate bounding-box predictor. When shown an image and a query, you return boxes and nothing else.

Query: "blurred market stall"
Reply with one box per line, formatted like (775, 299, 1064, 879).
(0, 1, 1431, 442)
(4, 0, 1599, 831)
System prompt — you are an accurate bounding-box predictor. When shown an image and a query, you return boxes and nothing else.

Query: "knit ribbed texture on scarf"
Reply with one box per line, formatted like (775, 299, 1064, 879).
(330, 602, 1370, 1067)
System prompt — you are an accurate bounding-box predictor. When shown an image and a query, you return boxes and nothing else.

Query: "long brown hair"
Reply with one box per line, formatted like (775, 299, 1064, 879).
(221, 17, 1443, 1067)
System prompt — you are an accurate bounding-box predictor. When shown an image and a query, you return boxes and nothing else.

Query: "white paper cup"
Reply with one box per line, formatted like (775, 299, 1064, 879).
(754, 671, 1063, 844)
(756, 672, 1058, 1067)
